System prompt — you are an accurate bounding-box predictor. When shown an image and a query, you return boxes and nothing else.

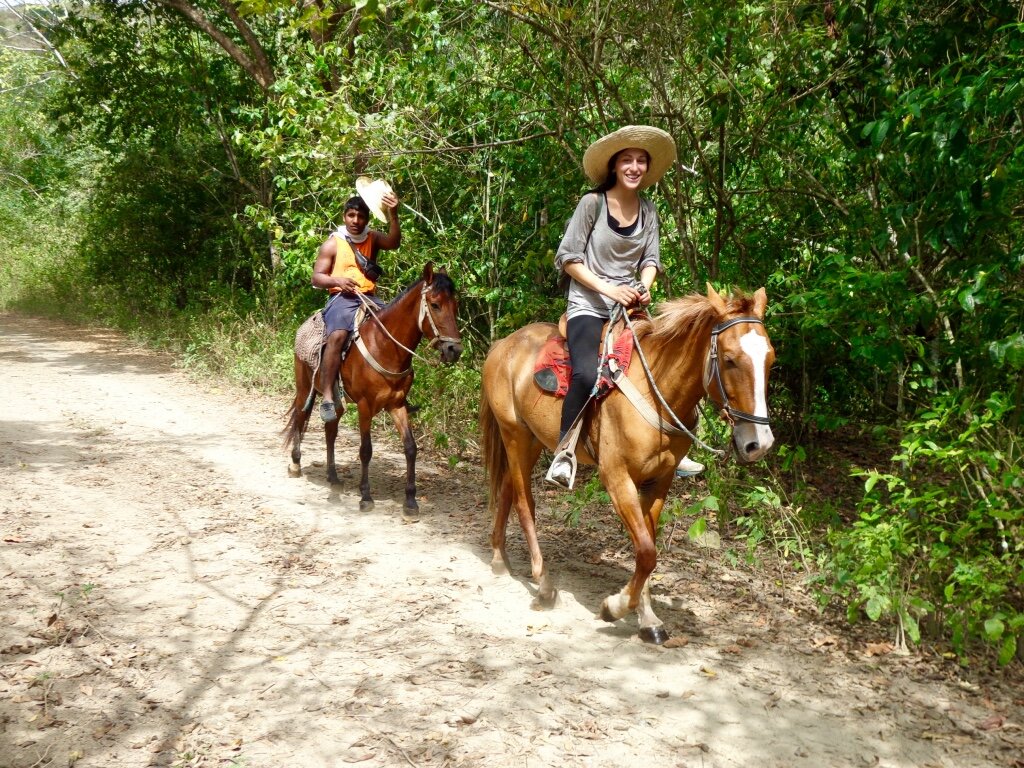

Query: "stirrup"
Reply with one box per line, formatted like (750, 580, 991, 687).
(545, 450, 578, 490)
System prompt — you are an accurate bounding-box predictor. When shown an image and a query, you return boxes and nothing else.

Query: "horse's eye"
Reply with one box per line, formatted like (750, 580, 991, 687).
(431, 302, 441, 311)
(723, 356, 737, 368)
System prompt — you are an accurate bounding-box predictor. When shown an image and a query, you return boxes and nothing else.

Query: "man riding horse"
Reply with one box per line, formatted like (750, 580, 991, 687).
(311, 190, 401, 423)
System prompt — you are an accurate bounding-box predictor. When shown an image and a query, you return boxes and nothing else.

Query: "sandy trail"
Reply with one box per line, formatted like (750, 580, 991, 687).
(1, 313, 1020, 768)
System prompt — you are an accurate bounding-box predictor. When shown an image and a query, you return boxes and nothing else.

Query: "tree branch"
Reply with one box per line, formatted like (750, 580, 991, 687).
(153, 0, 274, 91)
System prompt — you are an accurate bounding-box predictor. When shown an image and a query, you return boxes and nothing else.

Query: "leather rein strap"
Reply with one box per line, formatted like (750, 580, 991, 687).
(354, 283, 456, 378)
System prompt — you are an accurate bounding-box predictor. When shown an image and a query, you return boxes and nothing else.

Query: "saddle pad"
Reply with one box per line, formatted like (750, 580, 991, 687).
(295, 310, 326, 370)
(533, 329, 634, 400)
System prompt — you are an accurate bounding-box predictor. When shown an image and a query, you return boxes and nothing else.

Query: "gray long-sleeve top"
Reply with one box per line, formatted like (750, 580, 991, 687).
(554, 192, 662, 320)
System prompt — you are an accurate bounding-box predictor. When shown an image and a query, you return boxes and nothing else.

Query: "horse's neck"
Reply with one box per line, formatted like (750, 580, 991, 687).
(368, 283, 423, 351)
(640, 327, 712, 414)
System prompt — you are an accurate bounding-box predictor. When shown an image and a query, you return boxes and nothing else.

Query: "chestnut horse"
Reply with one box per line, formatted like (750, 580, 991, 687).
(285, 263, 462, 519)
(480, 284, 774, 642)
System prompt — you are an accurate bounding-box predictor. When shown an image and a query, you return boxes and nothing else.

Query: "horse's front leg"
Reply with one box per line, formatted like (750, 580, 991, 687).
(388, 406, 419, 522)
(357, 404, 374, 512)
(325, 417, 341, 485)
(598, 470, 668, 644)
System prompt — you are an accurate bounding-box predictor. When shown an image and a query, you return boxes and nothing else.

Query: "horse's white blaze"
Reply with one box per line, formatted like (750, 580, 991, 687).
(738, 329, 774, 455)
(739, 329, 769, 417)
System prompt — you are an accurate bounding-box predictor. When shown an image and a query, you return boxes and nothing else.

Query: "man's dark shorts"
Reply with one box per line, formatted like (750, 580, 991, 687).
(323, 292, 385, 335)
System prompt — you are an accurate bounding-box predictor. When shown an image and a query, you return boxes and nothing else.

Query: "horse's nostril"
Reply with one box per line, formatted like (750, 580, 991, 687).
(744, 441, 759, 455)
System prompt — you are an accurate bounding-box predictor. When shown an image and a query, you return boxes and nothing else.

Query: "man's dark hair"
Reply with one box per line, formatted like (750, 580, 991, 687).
(344, 196, 370, 217)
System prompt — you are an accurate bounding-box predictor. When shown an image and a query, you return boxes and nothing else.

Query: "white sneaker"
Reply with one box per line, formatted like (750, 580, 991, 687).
(545, 451, 576, 489)
(675, 455, 705, 478)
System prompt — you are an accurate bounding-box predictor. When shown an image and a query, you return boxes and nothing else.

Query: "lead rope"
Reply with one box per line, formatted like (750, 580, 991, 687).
(356, 289, 427, 363)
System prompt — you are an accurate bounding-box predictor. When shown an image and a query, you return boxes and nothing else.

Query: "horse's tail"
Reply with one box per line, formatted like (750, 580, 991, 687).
(479, 391, 507, 513)
(281, 402, 303, 449)
(281, 354, 316, 450)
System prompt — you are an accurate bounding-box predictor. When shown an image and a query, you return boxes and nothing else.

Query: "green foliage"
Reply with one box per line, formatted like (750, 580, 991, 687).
(3, 0, 1022, 664)
(826, 391, 1022, 662)
(561, 471, 611, 528)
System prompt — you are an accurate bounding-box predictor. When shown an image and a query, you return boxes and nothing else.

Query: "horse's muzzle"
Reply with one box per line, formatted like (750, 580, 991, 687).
(440, 341, 463, 364)
(732, 422, 774, 463)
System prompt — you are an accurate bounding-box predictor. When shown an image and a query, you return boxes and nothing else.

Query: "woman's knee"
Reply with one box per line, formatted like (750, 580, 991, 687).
(570, 367, 598, 391)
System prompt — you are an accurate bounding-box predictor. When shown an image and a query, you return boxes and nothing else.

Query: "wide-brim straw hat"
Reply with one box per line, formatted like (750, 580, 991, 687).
(582, 125, 677, 189)
(355, 176, 394, 222)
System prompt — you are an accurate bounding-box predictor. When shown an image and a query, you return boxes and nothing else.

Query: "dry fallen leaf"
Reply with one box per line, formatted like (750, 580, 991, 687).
(864, 642, 894, 657)
(342, 751, 374, 763)
(663, 635, 689, 649)
(699, 666, 717, 678)
(977, 715, 1005, 731)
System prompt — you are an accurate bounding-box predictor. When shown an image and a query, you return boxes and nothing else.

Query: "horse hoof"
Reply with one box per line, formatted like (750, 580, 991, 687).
(639, 626, 669, 645)
(359, 499, 374, 513)
(491, 559, 509, 576)
(599, 602, 617, 623)
(402, 506, 420, 523)
(531, 589, 557, 610)
(288, 465, 302, 478)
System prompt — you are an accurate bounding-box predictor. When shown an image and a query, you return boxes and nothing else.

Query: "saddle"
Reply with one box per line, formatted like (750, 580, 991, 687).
(293, 305, 371, 372)
(533, 326, 635, 399)
(294, 305, 373, 413)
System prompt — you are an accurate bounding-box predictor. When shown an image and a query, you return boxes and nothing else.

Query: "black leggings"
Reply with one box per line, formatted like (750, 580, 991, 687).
(559, 314, 606, 440)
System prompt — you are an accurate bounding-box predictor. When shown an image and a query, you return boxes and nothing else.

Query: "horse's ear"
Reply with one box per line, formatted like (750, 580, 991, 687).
(706, 282, 728, 315)
(422, 261, 434, 284)
(752, 287, 768, 319)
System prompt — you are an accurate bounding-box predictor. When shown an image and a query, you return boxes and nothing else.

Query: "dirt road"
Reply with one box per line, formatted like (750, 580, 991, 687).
(1, 313, 1020, 768)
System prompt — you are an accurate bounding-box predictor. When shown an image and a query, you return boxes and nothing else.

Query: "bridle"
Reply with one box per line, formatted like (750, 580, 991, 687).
(703, 316, 772, 427)
(605, 309, 771, 456)
(355, 282, 459, 378)
(417, 283, 461, 350)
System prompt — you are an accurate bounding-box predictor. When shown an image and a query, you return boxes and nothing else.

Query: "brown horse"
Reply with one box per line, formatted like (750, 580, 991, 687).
(480, 284, 774, 643)
(285, 263, 462, 519)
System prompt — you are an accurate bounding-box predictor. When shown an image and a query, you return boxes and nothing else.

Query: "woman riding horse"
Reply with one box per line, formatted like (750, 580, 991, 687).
(547, 125, 704, 488)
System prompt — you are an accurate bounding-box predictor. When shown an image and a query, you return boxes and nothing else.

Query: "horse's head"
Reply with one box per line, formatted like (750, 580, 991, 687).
(419, 262, 463, 364)
(704, 283, 775, 463)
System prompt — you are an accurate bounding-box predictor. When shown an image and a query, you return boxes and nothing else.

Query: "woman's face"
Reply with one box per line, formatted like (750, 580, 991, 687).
(344, 207, 369, 235)
(612, 148, 650, 191)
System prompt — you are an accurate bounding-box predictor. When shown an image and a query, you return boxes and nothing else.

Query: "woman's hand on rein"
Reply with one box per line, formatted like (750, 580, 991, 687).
(607, 283, 642, 307)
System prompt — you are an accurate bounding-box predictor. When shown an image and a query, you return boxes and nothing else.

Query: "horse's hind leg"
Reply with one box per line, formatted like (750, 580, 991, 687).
(388, 406, 419, 522)
(490, 472, 514, 575)
(289, 358, 315, 477)
(505, 437, 555, 608)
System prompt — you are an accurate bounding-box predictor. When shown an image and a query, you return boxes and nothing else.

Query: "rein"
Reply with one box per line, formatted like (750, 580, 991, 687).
(354, 284, 456, 378)
(606, 309, 770, 457)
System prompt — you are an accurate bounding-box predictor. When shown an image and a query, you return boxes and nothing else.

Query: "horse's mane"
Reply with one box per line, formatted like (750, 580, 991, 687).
(385, 271, 457, 308)
(633, 290, 760, 345)
(626, 290, 765, 380)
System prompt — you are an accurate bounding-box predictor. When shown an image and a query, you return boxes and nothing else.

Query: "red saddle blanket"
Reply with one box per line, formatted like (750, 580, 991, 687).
(533, 329, 634, 399)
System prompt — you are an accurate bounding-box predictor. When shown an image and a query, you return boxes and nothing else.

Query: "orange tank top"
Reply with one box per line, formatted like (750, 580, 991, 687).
(328, 233, 377, 294)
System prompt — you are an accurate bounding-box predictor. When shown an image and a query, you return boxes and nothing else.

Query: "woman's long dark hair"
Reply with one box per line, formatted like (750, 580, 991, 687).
(588, 148, 652, 193)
